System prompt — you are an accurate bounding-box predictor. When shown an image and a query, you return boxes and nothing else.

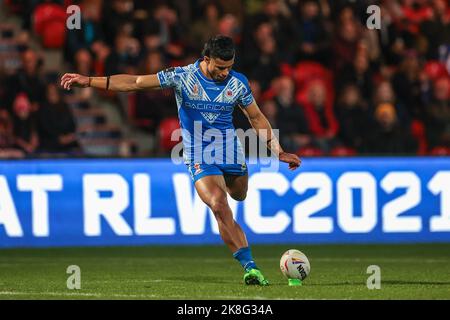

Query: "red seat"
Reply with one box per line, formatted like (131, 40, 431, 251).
(329, 146, 357, 157)
(410, 120, 428, 155)
(159, 117, 181, 152)
(296, 146, 324, 157)
(33, 3, 67, 48)
(429, 146, 450, 156)
(424, 61, 449, 82)
(4, 0, 25, 14)
(293, 61, 333, 91)
(294, 62, 335, 117)
(33, 4, 67, 34)
(42, 20, 66, 48)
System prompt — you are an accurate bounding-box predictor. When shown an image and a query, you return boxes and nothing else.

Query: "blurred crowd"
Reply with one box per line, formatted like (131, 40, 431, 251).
(0, 0, 449, 158)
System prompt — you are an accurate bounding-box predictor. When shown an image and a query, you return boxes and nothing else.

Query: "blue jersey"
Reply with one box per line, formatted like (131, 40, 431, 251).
(157, 59, 254, 165)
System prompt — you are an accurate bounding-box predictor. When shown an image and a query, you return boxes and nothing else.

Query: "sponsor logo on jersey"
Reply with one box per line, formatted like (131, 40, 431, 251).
(185, 102, 233, 112)
(193, 163, 202, 175)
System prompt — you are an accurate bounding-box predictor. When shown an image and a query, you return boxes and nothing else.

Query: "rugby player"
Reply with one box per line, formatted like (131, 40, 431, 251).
(61, 35, 301, 286)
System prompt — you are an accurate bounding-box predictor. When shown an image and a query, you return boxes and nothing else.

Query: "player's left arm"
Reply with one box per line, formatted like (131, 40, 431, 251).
(240, 101, 301, 170)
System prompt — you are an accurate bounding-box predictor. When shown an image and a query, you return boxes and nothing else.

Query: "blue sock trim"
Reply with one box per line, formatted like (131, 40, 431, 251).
(233, 247, 257, 271)
(232, 247, 247, 258)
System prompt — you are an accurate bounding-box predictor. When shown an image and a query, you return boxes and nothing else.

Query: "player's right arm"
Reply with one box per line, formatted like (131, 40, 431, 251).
(60, 73, 161, 91)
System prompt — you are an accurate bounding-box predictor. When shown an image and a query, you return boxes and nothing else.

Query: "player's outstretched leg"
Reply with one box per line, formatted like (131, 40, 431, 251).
(195, 175, 269, 286)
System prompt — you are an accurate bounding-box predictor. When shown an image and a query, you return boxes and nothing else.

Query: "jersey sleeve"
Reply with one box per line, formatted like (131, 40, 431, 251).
(237, 75, 254, 108)
(157, 67, 181, 89)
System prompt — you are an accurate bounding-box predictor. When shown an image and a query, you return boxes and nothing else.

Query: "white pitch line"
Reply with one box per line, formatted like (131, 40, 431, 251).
(0, 291, 285, 300)
(0, 291, 157, 298)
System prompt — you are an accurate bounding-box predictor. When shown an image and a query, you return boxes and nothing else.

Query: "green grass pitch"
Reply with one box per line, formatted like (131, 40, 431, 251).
(0, 244, 449, 299)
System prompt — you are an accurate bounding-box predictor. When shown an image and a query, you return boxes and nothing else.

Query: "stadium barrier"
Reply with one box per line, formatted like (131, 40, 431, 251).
(1, 157, 449, 247)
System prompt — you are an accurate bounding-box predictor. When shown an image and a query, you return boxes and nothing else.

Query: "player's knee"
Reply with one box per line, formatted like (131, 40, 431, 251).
(230, 191, 247, 202)
(209, 198, 229, 216)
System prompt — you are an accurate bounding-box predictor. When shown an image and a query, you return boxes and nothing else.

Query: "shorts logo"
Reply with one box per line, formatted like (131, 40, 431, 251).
(193, 163, 202, 175)
(241, 163, 247, 171)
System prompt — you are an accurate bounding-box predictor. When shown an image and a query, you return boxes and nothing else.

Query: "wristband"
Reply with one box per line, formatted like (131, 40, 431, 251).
(106, 76, 110, 90)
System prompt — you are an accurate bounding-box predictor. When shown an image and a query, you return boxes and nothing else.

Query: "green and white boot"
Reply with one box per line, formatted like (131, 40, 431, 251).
(244, 268, 269, 286)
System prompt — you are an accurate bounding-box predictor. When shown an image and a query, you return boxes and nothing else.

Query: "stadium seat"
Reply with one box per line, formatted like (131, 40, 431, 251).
(33, 3, 66, 34)
(424, 61, 449, 82)
(280, 63, 294, 78)
(79, 139, 115, 156)
(410, 120, 428, 155)
(294, 61, 335, 115)
(293, 61, 333, 88)
(3, 0, 25, 14)
(72, 109, 107, 126)
(329, 146, 357, 157)
(0, 25, 21, 74)
(33, 3, 67, 48)
(42, 20, 66, 49)
(77, 124, 122, 140)
(159, 117, 181, 152)
(429, 146, 450, 156)
(296, 78, 338, 138)
(296, 146, 324, 157)
(127, 94, 153, 128)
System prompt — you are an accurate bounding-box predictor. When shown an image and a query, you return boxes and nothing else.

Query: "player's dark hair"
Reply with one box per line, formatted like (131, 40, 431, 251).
(202, 35, 235, 61)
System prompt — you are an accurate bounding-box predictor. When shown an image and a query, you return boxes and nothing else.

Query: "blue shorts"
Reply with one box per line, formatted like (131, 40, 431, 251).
(187, 162, 248, 183)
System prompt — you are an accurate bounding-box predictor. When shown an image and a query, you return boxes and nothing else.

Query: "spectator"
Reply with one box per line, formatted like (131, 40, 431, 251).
(273, 76, 311, 152)
(0, 110, 24, 158)
(294, 0, 330, 64)
(377, 1, 408, 66)
(37, 84, 80, 154)
(152, 3, 185, 62)
(301, 80, 339, 152)
(64, 2, 104, 64)
(189, 1, 222, 52)
(91, 40, 112, 76)
(105, 34, 141, 75)
(392, 51, 427, 119)
(243, 22, 281, 91)
(339, 52, 374, 100)
(68, 49, 95, 103)
(372, 80, 410, 125)
(365, 103, 417, 154)
(74, 49, 94, 76)
(335, 84, 370, 151)
(5, 49, 46, 111)
(218, 14, 241, 44)
(420, 0, 450, 60)
(101, 0, 135, 46)
(11, 93, 39, 155)
(424, 77, 450, 148)
(260, 100, 278, 128)
(332, 18, 363, 74)
(142, 31, 164, 54)
(246, 0, 296, 53)
(133, 51, 176, 133)
(257, 99, 279, 157)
